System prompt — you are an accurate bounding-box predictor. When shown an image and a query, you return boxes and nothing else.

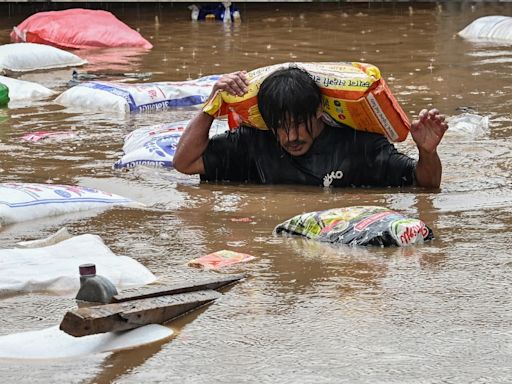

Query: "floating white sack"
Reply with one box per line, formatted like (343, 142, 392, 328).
(0, 75, 55, 101)
(113, 119, 229, 169)
(0, 182, 136, 225)
(0, 43, 87, 73)
(458, 16, 512, 42)
(55, 75, 220, 113)
(0, 324, 172, 359)
(0, 233, 156, 295)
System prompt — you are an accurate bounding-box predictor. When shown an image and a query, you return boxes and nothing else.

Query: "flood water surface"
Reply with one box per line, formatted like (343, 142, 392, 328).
(0, 3, 511, 383)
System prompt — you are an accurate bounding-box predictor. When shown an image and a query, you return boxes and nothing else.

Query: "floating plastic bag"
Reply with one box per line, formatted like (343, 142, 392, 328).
(0, 75, 55, 101)
(0, 82, 8, 106)
(11, 9, 153, 50)
(0, 43, 87, 74)
(0, 183, 136, 225)
(458, 16, 512, 42)
(16, 227, 73, 248)
(188, 250, 256, 269)
(0, 233, 156, 295)
(446, 113, 489, 137)
(20, 130, 77, 142)
(274, 206, 433, 247)
(114, 119, 228, 169)
(0, 324, 172, 359)
(203, 62, 410, 142)
(56, 75, 220, 113)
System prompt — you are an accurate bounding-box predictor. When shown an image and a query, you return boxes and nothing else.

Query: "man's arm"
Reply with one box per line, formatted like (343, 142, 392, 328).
(410, 108, 449, 188)
(173, 71, 249, 175)
(173, 111, 212, 174)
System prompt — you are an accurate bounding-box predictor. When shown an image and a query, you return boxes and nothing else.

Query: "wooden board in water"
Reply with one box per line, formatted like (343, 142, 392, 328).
(60, 290, 220, 337)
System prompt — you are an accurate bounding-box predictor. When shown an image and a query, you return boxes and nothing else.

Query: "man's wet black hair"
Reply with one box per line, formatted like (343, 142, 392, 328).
(258, 67, 322, 135)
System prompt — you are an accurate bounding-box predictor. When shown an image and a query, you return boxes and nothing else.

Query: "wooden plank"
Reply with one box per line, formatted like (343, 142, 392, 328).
(112, 273, 245, 303)
(60, 290, 220, 337)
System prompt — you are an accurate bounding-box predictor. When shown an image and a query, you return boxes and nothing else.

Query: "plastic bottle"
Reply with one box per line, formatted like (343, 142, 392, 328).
(0, 83, 9, 107)
(75, 263, 118, 304)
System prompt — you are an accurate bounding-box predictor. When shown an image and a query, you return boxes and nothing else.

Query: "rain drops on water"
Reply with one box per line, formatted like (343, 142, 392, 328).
(428, 58, 435, 72)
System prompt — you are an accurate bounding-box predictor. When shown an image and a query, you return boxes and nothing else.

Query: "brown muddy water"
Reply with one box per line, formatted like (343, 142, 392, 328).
(0, 2, 512, 383)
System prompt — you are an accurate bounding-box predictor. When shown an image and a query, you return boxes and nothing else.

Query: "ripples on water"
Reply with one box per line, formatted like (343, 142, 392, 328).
(0, 3, 512, 383)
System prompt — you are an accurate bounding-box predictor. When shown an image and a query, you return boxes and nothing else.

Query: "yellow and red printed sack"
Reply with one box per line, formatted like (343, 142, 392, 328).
(203, 62, 410, 142)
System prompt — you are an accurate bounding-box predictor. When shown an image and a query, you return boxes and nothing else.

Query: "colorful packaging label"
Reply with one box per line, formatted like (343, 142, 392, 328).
(203, 62, 410, 142)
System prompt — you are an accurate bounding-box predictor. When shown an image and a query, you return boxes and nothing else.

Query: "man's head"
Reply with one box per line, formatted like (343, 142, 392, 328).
(258, 67, 324, 156)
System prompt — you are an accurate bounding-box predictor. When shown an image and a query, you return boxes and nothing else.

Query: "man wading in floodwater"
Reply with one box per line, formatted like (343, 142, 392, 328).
(173, 67, 448, 188)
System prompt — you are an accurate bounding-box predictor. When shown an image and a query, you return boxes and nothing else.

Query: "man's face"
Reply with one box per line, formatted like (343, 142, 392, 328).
(275, 109, 324, 156)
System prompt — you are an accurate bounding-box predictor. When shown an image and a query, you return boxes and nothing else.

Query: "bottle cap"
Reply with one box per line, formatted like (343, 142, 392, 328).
(79, 263, 96, 276)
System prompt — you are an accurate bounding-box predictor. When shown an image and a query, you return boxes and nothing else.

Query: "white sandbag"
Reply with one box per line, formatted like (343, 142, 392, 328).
(0, 75, 55, 101)
(0, 324, 172, 359)
(114, 119, 229, 169)
(458, 16, 512, 42)
(0, 43, 87, 73)
(0, 233, 156, 295)
(0, 182, 137, 225)
(55, 75, 220, 113)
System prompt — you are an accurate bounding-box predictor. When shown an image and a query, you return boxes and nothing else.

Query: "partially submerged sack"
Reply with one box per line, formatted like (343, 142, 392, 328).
(0, 324, 172, 359)
(0, 43, 87, 73)
(0, 75, 55, 101)
(56, 75, 220, 113)
(203, 62, 410, 142)
(0, 82, 8, 106)
(0, 234, 156, 295)
(0, 183, 136, 225)
(114, 119, 228, 169)
(274, 206, 433, 247)
(11, 9, 153, 49)
(458, 16, 512, 42)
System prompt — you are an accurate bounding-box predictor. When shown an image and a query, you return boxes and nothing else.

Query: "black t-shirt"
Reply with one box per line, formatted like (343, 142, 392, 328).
(201, 124, 416, 187)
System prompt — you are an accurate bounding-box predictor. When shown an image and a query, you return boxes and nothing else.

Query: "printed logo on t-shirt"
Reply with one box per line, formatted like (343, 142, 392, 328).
(323, 170, 344, 187)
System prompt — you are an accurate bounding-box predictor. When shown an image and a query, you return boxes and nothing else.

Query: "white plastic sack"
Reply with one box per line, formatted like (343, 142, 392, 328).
(0, 43, 87, 73)
(0, 324, 172, 359)
(55, 75, 220, 113)
(458, 16, 512, 42)
(0, 233, 156, 295)
(114, 119, 229, 169)
(0, 75, 55, 101)
(0, 183, 137, 225)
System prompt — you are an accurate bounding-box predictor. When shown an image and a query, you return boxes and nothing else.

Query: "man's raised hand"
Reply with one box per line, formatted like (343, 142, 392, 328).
(410, 108, 449, 154)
